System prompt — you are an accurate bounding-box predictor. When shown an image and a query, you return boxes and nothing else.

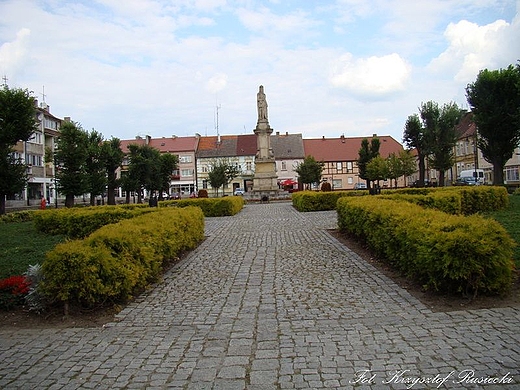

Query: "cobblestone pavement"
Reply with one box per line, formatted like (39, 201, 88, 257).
(1, 202, 519, 389)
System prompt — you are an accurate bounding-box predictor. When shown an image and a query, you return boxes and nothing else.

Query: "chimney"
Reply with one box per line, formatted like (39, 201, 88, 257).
(64, 117, 71, 123)
(286, 132, 288, 136)
(322, 136, 325, 140)
(146, 135, 151, 145)
(372, 133, 377, 137)
(276, 131, 279, 135)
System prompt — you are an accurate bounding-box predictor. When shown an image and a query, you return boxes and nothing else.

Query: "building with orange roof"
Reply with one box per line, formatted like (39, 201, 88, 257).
(303, 134, 404, 189)
(119, 134, 200, 198)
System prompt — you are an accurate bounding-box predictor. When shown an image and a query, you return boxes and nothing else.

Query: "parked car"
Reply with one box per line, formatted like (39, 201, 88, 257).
(453, 177, 479, 186)
(234, 188, 245, 196)
(353, 182, 367, 190)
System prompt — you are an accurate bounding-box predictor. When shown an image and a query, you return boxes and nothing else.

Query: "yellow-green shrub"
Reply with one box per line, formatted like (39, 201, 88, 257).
(383, 186, 509, 214)
(292, 190, 366, 212)
(380, 192, 462, 214)
(159, 196, 244, 216)
(33, 206, 156, 238)
(40, 207, 204, 306)
(337, 197, 515, 295)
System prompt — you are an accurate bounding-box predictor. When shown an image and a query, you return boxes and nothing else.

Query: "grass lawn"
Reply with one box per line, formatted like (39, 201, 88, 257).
(0, 221, 65, 279)
(485, 195, 520, 267)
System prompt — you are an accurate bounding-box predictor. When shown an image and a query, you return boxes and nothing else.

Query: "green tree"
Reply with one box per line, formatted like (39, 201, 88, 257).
(101, 137, 124, 205)
(386, 153, 401, 189)
(158, 153, 178, 200)
(366, 156, 388, 191)
(403, 114, 431, 187)
(126, 144, 162, 203)
(55, 121, 89, 208)
(295, 155, 325, 190)
(85, 130, 106, 205)
(208, 159, 241, 196)
(466, 64, 520, 185)
(357, 137, 380, 190)
(0, 85, 37, 214)
(399, 149, 417, 187)
(421, 101, 463, 187)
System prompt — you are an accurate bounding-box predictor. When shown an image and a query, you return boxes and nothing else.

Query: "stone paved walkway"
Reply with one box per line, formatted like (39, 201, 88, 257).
(1, 202, 519, 389)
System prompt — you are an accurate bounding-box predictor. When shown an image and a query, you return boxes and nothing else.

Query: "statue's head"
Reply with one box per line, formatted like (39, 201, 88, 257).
(259, 85, 264, 93)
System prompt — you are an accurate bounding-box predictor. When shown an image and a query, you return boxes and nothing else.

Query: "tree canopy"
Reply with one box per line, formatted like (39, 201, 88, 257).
(208, 159, 240, 196)
(466, 64, 520, 185)
(54, 121, 89, 207)
(0, 86, 37, 214)
(295, 155, 324, 189)
(357, 137, 380, 189)
(101, 137, 124, 205)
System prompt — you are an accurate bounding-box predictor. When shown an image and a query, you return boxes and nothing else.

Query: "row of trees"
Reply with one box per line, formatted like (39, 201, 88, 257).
(55, 122, 182, 207)
(404, 64, 520, 187)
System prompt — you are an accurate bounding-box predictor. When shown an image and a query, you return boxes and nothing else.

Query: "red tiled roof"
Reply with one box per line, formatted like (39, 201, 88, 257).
(303, 135, 403, 162)
(120, 136, 199, 153)
(455, 112, 476, 139)
(236, 134, 257, 156)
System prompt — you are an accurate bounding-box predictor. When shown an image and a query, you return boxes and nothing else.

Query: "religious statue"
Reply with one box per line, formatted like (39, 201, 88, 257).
(257, 85, 268, 121)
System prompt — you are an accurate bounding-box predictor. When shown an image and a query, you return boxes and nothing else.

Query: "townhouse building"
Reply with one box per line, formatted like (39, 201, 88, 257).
(272, 132, 305, 188)
(119, 135, 200, 198)
(303, 134, 404, 189)
(9, 100, 63, 208)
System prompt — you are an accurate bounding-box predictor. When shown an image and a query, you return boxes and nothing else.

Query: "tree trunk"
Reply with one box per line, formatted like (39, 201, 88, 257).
(90, 193, 96, 206)
(438, 170, 445, 187)
(0, 195, 6, 215)
(65, 194, 75, 208)
(493, 160, 505, 185)
(418, 154, 426, 187)
(107, 185, 116, 205)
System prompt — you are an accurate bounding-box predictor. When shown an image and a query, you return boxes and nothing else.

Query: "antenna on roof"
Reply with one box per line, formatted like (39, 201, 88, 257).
(1, 75, 7, 86)
(215, 99, 221, 143)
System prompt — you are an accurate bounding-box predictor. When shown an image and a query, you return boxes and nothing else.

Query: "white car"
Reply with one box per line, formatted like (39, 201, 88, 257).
(234, 188, 245, 196)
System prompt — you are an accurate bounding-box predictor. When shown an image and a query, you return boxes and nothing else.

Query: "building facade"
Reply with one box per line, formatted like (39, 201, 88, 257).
(9, 100, 63, 207)
(303, 135, 405, 189)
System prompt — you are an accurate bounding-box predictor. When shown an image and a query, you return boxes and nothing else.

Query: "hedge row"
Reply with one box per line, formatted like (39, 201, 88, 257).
(292, 190, 366, 212)
(380, 192, 463, 215)
(33, 206, 157, 239)
(159, 196, 245, 217)
(337, 197, 515, 295)
(40, 207, 205, 307)
(0, 210, 35, 224)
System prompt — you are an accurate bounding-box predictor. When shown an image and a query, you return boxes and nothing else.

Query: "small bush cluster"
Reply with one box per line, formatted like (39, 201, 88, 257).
(40, 207, 204, 308)
(159, 196, 244, 217)
(0, 275, 31, 310)
(292, 190, 366, 212)
(380, 192, 462, 214)
(33, 206, 156, 239)
(337, 197, 515, 295)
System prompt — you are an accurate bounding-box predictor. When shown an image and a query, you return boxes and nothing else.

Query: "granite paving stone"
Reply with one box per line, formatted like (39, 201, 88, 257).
(1, 202, 519, 389)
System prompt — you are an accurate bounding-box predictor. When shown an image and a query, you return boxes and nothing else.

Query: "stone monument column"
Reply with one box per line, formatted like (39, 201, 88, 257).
(252, 85, 279, 196)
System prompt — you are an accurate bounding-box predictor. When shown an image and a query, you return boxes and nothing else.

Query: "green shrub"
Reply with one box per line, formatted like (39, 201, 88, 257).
(380, 192, 462, 214)
(383, 186, 509, 214)
(0, 210, 36, 224)
(40, 207, 204, 306)
(292, 190, 366, 212)
(33, 206, 156, 239)
(159, 196, 244, 216)
(337, 197, 515, 295)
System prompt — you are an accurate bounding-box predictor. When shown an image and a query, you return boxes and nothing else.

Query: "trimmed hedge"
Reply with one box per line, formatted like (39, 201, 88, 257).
(380, 192, 462, 214)
(0, 210, 35, 224)
(40, 207, 204, 306)
(33, 206, 156, 239)
(292, 190, 366, 212)
(159, 196, 244, 217)
(337, 196, 515, 295)
(383, 186, 509, 215)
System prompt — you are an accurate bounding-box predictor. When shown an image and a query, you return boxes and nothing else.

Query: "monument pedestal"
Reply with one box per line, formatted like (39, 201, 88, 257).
(251, 85, 280, 200)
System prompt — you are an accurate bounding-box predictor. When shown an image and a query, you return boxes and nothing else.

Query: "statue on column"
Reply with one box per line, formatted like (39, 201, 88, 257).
(257, 85, 268, 122)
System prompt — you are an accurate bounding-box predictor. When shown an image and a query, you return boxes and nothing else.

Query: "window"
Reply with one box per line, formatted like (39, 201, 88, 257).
(333, 179, 342, 188)
(179, 155, 192, 163)
(246, 162, 252, 171)
(347, 177, 353, 184)
(336, 162, 342, 171)
(281, 161, 287, 171)
(201, 165, 208, 173)
(181, 169, 194, 177)
(505, 167, 519, 182)
(26, 154, 42, 166)
(347, 162, 353, 173)
(44, 118, 57, 130)
(28, 132, 43, 144)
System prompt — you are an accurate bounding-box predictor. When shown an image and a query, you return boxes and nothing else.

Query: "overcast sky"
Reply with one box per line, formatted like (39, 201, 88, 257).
(1, 0, 519, 143)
